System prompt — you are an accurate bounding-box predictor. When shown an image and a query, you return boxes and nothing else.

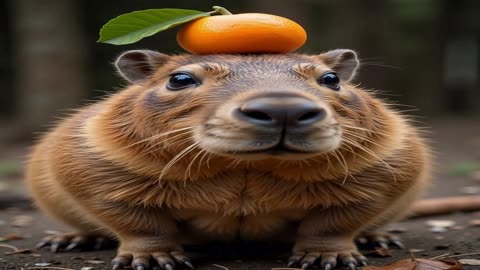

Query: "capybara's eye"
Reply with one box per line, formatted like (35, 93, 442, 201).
(317, 72, 340, 90)
(167, 73, 199, 90)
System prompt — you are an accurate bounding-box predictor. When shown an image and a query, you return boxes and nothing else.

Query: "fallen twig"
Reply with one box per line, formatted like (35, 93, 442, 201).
(411, 196, 480, 217)
(0, 243, 19, 252)
(432, 251, 480, 260)
(212, 264, 230, 270)
(430, 253, 450, 260)
(5, 249, 32, 255)
(27, 267, 75, 270)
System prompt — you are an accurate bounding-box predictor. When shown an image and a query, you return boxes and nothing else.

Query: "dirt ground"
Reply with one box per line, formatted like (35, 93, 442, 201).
(0, 119, 479, 270)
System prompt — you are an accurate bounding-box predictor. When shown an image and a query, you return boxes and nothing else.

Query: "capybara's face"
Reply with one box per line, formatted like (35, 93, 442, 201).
(116, 50, 376, 162)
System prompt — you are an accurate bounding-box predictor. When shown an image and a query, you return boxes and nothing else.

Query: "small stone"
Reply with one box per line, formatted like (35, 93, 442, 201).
(426, 220, 456, 228)
(435, 235, 445, 240)
(11, 215, 33, 227)
(430, 227, 448, 233)
(469, 219, 480, 226)
(34, 263, 51, 267)
(0, 182, 8, 192)
(450, 225, 465, 230)
(86, 260, 104, 264)
(471, 170, 480, 181)
(434, 244, 450, 250)
(408, 249, 424, 253)
(461, 186, 480, 194)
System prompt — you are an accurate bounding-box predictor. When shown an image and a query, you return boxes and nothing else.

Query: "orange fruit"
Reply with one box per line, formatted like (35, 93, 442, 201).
(176, 13, 307, 54)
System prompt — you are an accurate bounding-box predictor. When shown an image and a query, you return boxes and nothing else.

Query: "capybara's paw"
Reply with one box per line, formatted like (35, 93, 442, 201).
(356, 231, 405, 250)
(35, 232, 116, 252)
(290, 237, 367, 269)
(287, 250, 367, 270)
(112, 250, 193, 270)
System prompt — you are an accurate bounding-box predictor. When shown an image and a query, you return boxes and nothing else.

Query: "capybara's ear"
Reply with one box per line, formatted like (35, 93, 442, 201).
(317, 49, 359, 82)
(115, 50, 170, 84)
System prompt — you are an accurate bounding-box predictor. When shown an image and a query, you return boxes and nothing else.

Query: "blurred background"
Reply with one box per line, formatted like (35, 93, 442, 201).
(1, 0, 479, 142)
(0, 0, 479, 200)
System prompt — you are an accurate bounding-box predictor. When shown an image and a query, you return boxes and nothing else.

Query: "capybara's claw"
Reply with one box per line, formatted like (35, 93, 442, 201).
(321, 262, 333, 270)
(112, 262, 124, 270)
(35, 240, 49, 250)
(356, 231, 406, 250)
(112, 250, 192, 270)
(287, 250, 366, 269)
(287, 253, 304, 267)
(391, 239, 406, 249)
(36, 232, 115, 252)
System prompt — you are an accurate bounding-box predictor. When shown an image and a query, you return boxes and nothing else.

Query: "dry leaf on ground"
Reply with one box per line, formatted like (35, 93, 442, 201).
(363, 258, 462, 270)
(364, 247, 392, 257)
(415, 259, 462, 270)
(0, 234, 24, 242)
(363, 258, 416, 270)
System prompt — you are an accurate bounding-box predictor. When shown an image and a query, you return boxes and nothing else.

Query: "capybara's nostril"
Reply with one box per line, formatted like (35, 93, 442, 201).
(234, 95, 327, 128)
(296, 108, 327, 126)
(240, 109, 273, 122)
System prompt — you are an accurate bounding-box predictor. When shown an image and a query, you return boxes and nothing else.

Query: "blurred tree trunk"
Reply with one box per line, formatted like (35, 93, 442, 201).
(9, 0, 87, 140)
(330, 0, 389, 91)
(441, 0, 480, 114)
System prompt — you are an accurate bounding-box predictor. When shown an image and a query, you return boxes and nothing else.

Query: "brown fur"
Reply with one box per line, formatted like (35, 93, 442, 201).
(26, 50, 431, 267)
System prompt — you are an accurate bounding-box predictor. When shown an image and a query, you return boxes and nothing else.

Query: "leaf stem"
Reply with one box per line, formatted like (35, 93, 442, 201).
(212, 6, 233, 15)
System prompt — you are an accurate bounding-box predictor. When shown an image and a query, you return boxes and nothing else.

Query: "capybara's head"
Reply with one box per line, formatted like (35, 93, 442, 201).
(109, 50, 396, 180)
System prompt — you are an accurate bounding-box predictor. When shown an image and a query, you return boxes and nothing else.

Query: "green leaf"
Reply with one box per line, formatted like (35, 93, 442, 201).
(0, 162, 21, 176)
(98, 9, 212, 45)
(448, 161, 480, 176)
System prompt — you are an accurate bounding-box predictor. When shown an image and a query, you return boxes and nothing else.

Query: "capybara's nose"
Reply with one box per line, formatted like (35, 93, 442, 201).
(234, 95, 327, 128)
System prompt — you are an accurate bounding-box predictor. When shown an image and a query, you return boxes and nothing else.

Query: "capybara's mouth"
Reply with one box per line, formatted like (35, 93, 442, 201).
(227, 141, 316, 155)
(196, 125, 342, 160)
